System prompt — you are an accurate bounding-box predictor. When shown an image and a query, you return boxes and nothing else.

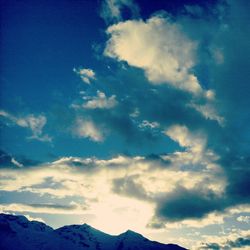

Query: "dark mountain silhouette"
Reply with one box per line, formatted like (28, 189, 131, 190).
(0, 213, 187, 250)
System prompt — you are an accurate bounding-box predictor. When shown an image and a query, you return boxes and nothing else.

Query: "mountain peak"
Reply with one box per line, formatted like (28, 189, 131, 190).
(121, 229, 143, 237)
(81, 222, 91, 228)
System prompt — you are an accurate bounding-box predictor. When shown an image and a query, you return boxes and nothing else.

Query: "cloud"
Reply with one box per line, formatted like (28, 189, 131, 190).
(10, 158, 23, 168)
(199, 230, 250, 249)
(105, 16, 205, 94)
(101, 0, 140, 23)
(138, 120, 159, 130)
(0, 110, 51, 142)
(1, 1, 250, 247)
(0, 150, 23, 168)
(188, 102, 225, 126)
(200, 243, 220, 250)
(0, 150, 248, 242)
(165, 125, 206, 153)
(164, 124, 209, 164)
(227, 237, 250, 248)
(237, 216, 250, 224)
(83, 91, 118, 109)
(0, 151, 225, 232)
(73, 118, 104, 142)
(156, 185, 224, 222)
(148, 204, 250, 230)
(146, 218, 166, 230)
(0, 202, 86, 215)
(67, 0, 250, 231)
(0, 155, 157, 234)
(73, 67, 96, 84)
(112, 176, 149, 200)
(107, 0, 250, 223)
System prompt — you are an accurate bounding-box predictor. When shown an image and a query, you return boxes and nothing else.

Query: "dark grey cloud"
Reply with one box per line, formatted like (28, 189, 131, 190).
(200, 243, 220, 250)
(112, 176, 150, 201)
(201, 236, 250, 249)
(28, 203, 77, 210)
(227, 237, 250, 248)
(146, 220, 166, 230)
(155, 186, 225, 221)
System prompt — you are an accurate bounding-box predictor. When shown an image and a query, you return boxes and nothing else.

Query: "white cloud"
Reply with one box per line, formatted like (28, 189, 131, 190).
(11, 158, 23, 168)
(138, 120, 160, 129)
(163, 125, 225, 190)
(165, 125, 206, 156)
(73, 67, 96, 84)
(105, 16, 204, 94)
(210, 46, 224, 65)
(188, 102, 225, 126)
(74, 118, 104, 142)
(101, 0, 140, 23)
(0, 110, 51, 142)
(21, 115, 47, 137)
(129, 107, 140, 118)
(83, 91, 118, 109)
(0, 110, 13, 120)
(237, 215, 250, 223)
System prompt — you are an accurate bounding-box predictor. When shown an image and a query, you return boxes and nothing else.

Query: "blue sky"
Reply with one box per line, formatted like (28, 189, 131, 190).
(0, 0, 250, 249)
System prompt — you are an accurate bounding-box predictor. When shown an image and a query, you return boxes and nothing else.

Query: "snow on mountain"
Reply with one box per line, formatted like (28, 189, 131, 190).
(0, 214, 187, 250)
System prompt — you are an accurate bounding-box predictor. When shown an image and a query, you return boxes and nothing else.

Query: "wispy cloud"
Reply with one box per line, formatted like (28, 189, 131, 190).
(0, 202, 86, 215)
(73, 118, 104, 142)
(101, 0, 140, 23)
(0, 110, 51, 142)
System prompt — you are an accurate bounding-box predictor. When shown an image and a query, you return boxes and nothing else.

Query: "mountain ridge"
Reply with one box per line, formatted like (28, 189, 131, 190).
(0, 213, 187, 250)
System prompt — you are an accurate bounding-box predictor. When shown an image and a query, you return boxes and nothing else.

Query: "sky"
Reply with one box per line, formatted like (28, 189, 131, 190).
(0, 0, 250, 249)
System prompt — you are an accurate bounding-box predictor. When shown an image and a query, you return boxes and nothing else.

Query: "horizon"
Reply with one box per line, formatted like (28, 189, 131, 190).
(0, 213, 187, 250)
(0, 212, 146, 236)
(0, 0, 250, 249)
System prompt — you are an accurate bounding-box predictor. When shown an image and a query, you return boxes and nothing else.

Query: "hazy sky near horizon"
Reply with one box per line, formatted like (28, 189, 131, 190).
(0, 0, 250, 249)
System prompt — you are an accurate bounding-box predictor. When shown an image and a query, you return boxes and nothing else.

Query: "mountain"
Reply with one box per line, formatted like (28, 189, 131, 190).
(0, 213, 187, 250)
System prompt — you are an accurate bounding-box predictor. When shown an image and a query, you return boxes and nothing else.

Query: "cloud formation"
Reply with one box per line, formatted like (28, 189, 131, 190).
(83, 91, 118, 109)
(0, 148, 225, 228)
(73, 118, 104, 142)
(73, 67, 96, 84)
(1, 0, 250, 248)
(0, 110, 51, 142)
(105, 16, 205, 94)
(100, 0, 250, 229)
(200, 229, 250, 249)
